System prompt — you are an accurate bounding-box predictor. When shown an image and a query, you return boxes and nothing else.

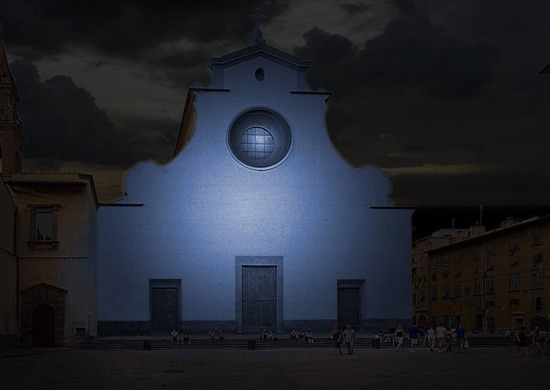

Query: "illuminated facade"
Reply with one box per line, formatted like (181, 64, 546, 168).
(97, 37, 414, 334)
(412, 216, 550, 332)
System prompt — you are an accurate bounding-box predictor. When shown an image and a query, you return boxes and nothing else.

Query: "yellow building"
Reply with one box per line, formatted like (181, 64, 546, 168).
(412, 216, 550, 332)
(0, 34, 99, 348)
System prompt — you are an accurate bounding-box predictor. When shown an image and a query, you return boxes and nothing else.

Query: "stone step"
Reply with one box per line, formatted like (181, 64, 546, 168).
(74, 336, 514, 350)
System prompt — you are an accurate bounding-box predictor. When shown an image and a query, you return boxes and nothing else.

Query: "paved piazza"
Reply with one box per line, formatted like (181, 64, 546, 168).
(1, 346, 547, 389)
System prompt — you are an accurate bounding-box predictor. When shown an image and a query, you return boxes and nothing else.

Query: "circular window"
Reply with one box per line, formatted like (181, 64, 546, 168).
(228, 109, 292, 169)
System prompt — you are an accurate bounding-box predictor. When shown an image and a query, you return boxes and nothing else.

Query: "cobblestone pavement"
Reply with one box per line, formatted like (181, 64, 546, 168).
(1, 346, 547, 390)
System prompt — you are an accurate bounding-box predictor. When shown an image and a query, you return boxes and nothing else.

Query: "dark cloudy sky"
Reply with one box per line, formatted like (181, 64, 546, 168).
(1, 0, 550, 205)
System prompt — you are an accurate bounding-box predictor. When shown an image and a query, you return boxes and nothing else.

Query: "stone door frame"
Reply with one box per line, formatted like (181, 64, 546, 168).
(20, 283, 67, 347)
(235, 256, 283, 334)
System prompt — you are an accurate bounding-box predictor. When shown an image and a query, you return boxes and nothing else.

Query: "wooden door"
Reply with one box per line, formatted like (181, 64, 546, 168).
(151, 287, 179, 334)
(242, 266, 277, 332)
(32, 304, 55, 347)
(338, 287, 360, 329)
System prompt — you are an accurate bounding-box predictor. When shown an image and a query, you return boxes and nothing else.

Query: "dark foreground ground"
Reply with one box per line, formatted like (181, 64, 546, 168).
(0, 346, 547, 390)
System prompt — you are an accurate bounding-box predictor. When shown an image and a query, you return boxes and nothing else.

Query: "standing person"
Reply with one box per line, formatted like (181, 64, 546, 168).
(515, 326, 530, 356)
(408, 323, 419, 352)
(445, 327, 453, 352)
(418, 327, 425, 347)
(531, 326, 542, 355)
(388, 324, 397, 347)
(427, 325, 436, 352)
(395, 323, 405, 352)
(343, 324, 357, 355)
(455, 324, 466, 352)
(435, 323, 447, 352)
(331, 324, 343, 355)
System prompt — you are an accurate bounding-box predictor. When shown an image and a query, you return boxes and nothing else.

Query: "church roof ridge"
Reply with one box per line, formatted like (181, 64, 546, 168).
(209, 42, 311, 71)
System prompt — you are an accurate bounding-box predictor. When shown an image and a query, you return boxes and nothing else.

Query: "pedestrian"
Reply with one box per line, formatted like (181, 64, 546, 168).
(343, 324, 357, 355)
(388, 324, 396, 347)
(331, 324, 343, 354)
(408, 323, 419, 352)
(435, 323, 447, 352)
(395, 323, 405, 352)
(445, 327, 453, 352)
(427, 325, 436, 352)
(418, 327, 425, 347)
(515, 326, 530, 356)
(455, 324, 466, 352)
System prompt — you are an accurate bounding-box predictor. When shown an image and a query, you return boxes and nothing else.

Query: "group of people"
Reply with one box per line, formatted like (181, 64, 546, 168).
(289, 329, 314, 342)
(510, 325, 550, 356)
(385, 323, 468, 353)
(170, 329, 191, 344)
(331, 324, 357, 355)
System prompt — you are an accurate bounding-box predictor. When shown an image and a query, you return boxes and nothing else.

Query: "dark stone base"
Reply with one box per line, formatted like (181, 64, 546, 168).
(98, 321, 238, 336)
(97, 318, 410, 335)
(98, 321, 151, 336)
(180, 321, 237, 334)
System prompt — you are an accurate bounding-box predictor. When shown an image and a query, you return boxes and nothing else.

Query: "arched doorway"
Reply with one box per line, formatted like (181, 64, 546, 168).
(32, 304, 55, 347)
(21, 283, 67, 347)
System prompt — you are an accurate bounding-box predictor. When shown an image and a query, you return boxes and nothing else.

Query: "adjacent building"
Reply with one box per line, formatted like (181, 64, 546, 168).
(412, 216, 550, 332)
(0, 34, 99, 347)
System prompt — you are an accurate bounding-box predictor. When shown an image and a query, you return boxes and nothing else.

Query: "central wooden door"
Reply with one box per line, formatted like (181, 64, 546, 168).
(151, 287, 179, 334)
(242, 266, 277, 332)
(338, 287, 360, 329)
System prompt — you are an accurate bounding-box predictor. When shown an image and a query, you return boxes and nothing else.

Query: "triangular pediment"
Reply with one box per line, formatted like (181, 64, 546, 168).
(209, 43, 311, 72)
(21, 283, 68, 295)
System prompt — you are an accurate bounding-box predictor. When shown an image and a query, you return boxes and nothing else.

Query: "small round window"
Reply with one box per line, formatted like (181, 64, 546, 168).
(228, 109, 292, 169)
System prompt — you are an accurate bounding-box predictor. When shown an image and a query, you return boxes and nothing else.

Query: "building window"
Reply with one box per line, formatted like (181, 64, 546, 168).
(510, 237, 519, 251)
(430, 286, 437, 301)
(453, 282, 461, 297)
(486, 278, 495, 294)
(532, 253, 543, 264)
(431, 273, 437, 282)
(510, 273, 520, 291)
(452, 252, 460, 264)
(443, 255, 449, 266)
(533, 297, 544, 311)
(474, 279, 482, 295)
(228, 108, 292, 170)
(509, 256, 519, 266)
(464, 285, 471, 295)
(28, 205, 60, 248)
(442, 284, 450, 299)
(474, 246, 483, 259)
(430, 257, 437, 270)
(443, 271, 449, 279)
(418, 288, 425, 302)
(533, 269, 544, 289)
(486, 242, 494, 256)
(510, 298, 520, 306)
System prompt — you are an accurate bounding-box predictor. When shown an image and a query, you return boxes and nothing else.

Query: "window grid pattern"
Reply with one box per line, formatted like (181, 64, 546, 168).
(240, 127, 274, 159)
(35, 212, 54, 241)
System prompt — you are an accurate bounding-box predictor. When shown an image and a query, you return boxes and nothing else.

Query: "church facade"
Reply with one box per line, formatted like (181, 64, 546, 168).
(97, 38, 414, 334)
(1, 31, 414, 345)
